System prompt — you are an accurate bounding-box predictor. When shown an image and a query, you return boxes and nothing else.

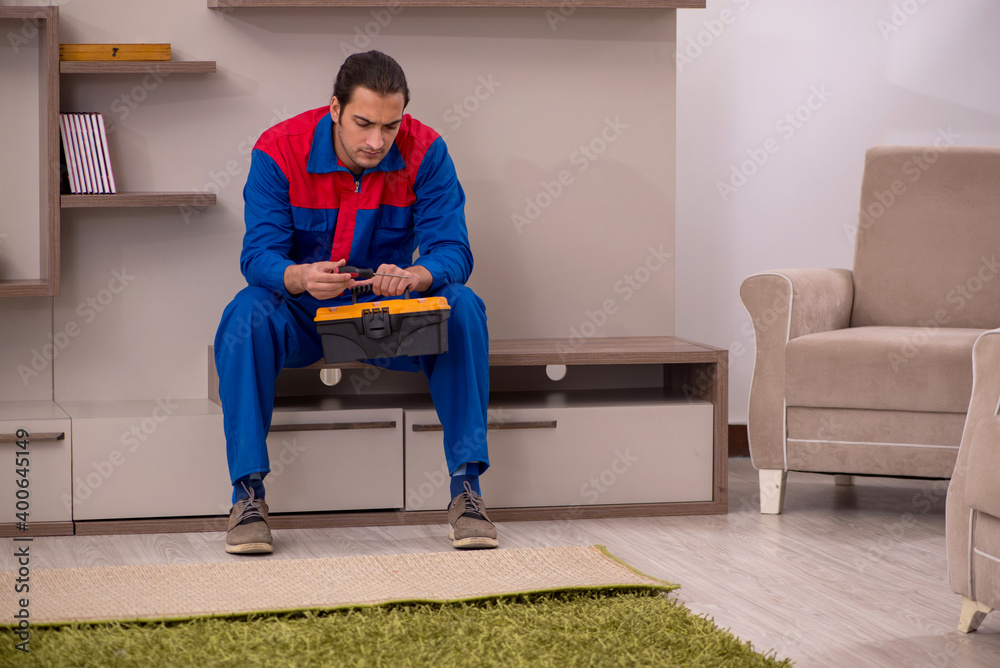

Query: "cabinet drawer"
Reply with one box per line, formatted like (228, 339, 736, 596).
(264, 408, 403, 513)
(67, 402, 227, 520)
(0, 418, 72, 524)
(404, 402, 714, 511)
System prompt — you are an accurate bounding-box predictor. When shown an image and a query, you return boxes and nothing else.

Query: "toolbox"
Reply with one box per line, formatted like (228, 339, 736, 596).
(314, 296, 451, 363)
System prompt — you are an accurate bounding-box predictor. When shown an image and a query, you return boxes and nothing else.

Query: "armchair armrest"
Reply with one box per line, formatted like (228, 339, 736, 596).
(957, 328, 1000, 449)
(739, 268, 854, 469)
(948, 328, 1000, 597)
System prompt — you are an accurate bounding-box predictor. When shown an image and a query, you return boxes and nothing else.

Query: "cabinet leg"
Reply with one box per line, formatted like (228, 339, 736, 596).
(958, 596, 992, 633)
(758, 469, 787, 514)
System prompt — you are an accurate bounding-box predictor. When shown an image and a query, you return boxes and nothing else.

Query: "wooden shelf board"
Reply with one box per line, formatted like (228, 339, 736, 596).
(487, 336, 723, 366)
(0, 280, 53, 298)
(60, 61, 216, 74)
(0, 7, 58, 19)
(209, 0, 705, 7)
(61, 192, 217, 208)
(210, 337, 723, 377)
(269, 389, 708, 414)
(300, 336, 724, 369)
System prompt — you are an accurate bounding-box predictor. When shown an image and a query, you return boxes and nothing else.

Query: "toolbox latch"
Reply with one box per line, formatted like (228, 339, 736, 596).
(362, 307, 392, 339)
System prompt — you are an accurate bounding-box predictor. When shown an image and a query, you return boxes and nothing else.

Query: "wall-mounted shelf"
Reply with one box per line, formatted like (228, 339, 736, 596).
(60, 61, 217, 74)
(61, 192, 217, 209)
(208, 0, 705, 7)
(0, 6, 60, 297)
(0, 280, 53, 298)
(0, 7, 218, 296)
(58, 55, 217, 212)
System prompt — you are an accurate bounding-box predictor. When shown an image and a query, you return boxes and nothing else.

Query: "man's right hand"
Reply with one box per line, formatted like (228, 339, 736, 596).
(284, 260, 354, 300)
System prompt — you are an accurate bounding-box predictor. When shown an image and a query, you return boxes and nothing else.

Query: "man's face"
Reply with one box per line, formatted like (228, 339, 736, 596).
(330, 87, 405, 175)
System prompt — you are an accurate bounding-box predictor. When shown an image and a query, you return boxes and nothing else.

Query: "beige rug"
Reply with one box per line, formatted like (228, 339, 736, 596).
(2, 545, 675, 626)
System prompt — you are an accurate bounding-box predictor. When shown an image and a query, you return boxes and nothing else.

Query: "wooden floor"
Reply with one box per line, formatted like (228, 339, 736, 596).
(12, 458, 1000, 666)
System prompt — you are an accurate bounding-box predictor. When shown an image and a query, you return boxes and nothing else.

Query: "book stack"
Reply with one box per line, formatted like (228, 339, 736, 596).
(59, 113, 116, 195)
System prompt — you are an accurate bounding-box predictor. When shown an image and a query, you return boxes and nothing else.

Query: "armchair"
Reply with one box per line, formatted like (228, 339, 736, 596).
(947, 328, 1000, 633)
(740, 145, 1000, 514)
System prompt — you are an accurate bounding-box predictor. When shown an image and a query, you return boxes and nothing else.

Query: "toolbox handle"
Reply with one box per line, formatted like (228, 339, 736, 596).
(0, 431, 65, 443)
(412, 421, 557, 432)
(269, 421, 397, 433)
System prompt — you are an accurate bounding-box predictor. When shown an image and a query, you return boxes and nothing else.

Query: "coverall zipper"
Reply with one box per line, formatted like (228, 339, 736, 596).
(331, 173, 361, 262)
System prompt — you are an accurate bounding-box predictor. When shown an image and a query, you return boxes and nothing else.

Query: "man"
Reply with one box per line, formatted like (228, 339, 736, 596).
(214, 50, 495, 555)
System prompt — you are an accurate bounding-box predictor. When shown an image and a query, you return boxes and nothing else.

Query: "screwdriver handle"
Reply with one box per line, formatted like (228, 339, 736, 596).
(336, 266, 411, 280)
(335, 266, 374, 279)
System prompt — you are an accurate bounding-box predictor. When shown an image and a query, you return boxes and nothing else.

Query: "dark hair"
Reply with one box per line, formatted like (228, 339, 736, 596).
(332, 51, 410, 112)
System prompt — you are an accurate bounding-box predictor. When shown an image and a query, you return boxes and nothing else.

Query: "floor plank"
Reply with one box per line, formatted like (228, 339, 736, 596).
(7, 458, 1000, 666)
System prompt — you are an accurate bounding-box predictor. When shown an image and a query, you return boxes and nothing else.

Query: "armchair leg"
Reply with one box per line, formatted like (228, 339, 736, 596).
(958, 596, 992, 633)
(759, 469, 787, 514)
(833, 475, 854, 486)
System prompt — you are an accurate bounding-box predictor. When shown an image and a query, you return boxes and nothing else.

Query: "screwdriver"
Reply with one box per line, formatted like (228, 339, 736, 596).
(334, 266, 410, 279)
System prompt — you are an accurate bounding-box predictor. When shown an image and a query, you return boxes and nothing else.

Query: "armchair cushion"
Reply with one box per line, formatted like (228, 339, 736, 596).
(966, 416, 1000, 521)
(785, 326, 980, 412)
(851, 146, 1000, 329)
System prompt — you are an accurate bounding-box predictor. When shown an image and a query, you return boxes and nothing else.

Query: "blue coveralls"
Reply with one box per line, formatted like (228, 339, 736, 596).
(214, 107, 489, 492)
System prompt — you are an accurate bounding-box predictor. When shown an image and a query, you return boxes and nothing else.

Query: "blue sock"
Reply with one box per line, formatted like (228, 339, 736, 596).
(450, 462, 481, 498)
(232, 472, 265, 505)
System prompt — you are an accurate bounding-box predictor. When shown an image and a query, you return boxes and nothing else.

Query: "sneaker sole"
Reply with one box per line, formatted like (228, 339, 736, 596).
(225, 542, 273, 555)
(448, 528, 498, 549)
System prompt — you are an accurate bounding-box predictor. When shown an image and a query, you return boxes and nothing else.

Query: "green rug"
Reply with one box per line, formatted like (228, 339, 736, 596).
(1, 589, 791, 667)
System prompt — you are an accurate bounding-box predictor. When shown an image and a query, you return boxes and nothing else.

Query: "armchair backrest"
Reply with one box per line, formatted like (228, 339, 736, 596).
(850, 145, 1000, 329)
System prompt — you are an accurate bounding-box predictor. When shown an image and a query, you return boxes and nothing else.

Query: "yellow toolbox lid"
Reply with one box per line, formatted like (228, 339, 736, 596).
(314, 296, 450, 323)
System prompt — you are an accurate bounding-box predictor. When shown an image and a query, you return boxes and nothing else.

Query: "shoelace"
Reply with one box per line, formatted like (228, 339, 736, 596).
(460, 481, 487, 521)
(236, 483, 266, 525)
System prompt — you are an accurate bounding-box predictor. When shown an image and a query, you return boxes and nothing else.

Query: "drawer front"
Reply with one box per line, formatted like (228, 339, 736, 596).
(404, 403, 714, 511)
(0, 420, 72, 523)
(71, 412, 227, 520)
(264, 408, 403, 513)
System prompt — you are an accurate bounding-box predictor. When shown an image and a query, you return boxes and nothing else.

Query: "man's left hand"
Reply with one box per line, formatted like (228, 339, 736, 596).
(360, 264, 433, 297)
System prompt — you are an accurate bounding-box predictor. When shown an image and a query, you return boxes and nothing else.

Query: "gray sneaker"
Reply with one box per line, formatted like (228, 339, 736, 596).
(447, 481, 498, 549)
(225, 486, 272, 555)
